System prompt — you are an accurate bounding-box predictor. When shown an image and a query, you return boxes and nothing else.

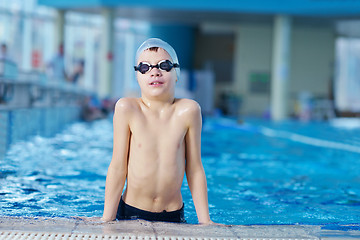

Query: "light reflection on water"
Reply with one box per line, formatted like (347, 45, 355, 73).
(1, 117, 360, 228)
(1, 120, 112, 218)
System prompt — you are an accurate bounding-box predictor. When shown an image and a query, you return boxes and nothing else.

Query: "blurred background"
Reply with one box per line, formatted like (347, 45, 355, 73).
(1, 0, 360, 154)
(2, 1, 360, 225)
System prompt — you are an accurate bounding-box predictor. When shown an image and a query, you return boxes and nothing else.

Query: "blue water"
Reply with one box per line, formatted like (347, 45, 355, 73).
(1, 116, 360, 228)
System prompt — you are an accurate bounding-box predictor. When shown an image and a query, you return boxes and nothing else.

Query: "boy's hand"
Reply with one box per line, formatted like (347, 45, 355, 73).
(199, 220, 228, 227)
(100, 217, 115, 222)
(72, 216, 107, 223)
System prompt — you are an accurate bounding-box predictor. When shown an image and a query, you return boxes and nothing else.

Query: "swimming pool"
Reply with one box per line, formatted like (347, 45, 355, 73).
(1, 116, 360, 229)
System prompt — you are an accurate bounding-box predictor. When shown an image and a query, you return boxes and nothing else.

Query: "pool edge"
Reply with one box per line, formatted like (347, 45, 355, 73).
(0, 216, 343, 239)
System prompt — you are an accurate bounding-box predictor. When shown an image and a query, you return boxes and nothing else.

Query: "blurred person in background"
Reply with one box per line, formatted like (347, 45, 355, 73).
(47, 43, 69, 82)
(0, 43, 9, 60)
(69, 59, 85, 85)
(0, 43, 14, 62)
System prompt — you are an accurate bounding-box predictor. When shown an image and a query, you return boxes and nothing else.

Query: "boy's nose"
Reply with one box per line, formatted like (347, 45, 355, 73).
(150, 68, 162, 77)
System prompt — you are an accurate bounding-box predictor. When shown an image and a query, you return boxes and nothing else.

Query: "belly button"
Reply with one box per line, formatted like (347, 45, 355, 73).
(138, 143, 141, 148)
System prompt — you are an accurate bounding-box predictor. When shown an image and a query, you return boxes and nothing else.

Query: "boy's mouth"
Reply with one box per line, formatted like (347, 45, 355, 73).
(149, 81, 164, 86)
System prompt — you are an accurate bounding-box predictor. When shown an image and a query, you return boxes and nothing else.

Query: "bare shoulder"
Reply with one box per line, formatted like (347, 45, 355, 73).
(114, 97, 139, 115)
(175, 98, 201, 119)
(176, 98, 200, 110)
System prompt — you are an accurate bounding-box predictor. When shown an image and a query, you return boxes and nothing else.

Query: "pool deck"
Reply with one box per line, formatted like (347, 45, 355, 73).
(0, 217, 359, 240)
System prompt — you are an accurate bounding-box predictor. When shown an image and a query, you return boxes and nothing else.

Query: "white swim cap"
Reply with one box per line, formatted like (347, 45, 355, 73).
(135, 38, 180, 81)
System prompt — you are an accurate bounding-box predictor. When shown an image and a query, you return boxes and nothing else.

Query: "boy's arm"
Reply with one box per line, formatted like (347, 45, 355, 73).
(185, 101, 212, 224)
(102, 99, 131, 222)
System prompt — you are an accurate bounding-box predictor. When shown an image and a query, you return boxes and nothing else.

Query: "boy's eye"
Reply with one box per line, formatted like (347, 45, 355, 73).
(159, 61, 171, 71)
(139, 64, 150, 73)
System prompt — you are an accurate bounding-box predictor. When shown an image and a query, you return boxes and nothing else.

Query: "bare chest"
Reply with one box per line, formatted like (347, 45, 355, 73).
(129, 113, 187, 151)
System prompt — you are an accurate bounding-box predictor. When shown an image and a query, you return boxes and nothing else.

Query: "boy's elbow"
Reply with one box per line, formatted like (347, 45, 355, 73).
(186, 166, 206, 180)
(108, 161, 127, 176)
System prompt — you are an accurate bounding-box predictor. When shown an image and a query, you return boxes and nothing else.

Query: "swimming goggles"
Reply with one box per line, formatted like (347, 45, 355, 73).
(134, 60, 179, 74)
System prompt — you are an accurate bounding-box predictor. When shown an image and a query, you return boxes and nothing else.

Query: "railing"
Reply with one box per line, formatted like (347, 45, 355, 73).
(0, 60, 93, 159)
(0, 70, 90, 110)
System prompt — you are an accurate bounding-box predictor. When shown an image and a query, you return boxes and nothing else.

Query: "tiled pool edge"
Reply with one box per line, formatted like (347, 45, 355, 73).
(0, 216, 334, 240)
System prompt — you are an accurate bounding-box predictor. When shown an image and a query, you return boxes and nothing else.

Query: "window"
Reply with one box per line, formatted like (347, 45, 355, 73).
(335, 37, 360, 112)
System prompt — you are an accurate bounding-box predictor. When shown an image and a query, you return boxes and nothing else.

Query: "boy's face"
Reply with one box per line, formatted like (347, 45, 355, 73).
(136, 48, 177, 99)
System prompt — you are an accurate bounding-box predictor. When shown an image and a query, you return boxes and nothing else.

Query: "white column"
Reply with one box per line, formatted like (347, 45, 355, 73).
(99, 8, 115, 98)
(271, 15, 292, 121)
(232, 26, 243, 116)
(84, 28, 95, 90)
(233, 26, 243, 97)
(21, 17, 32, 71)
(124, 32, 137, 97)
(55, 10, 65, 50)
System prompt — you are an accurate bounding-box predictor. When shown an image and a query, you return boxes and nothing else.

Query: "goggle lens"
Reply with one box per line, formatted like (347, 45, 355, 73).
(159, 61, 172, 71)
(139, 64, 150, 74)
(134, 60, 179, 74)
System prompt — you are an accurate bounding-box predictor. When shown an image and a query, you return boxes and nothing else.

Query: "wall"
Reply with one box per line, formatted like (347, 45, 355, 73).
(233, 23, 273, 116)
(233, 22, 335, 117)
(0, 111, 9, 158)
(0, 107, 81, 160)
(150, 24, 195, 70)
(194, 32, 235, 114)
(290, 26, 335, 98)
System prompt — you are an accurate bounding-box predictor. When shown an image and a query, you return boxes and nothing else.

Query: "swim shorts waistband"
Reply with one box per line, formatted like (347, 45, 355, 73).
(116, 198, 186, 223)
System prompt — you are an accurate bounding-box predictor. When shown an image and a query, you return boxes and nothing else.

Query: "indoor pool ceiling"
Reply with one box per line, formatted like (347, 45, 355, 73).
(38, 0, 360, 26)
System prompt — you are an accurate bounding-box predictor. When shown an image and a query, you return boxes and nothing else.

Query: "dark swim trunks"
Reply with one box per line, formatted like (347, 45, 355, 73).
(116, 198, 186, 223)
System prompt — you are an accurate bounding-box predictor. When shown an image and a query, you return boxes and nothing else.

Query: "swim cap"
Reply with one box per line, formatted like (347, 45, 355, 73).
(135, 38, 180, 81)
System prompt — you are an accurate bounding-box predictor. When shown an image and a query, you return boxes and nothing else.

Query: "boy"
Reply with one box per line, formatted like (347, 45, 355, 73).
(102, 38, 213, 224)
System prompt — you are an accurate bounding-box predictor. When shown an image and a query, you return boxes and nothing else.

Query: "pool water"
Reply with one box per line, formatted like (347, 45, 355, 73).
(1, 116, 360, 228)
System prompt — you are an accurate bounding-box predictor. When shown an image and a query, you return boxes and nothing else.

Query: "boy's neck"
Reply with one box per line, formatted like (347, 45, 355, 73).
(140, 96, 175, 110)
